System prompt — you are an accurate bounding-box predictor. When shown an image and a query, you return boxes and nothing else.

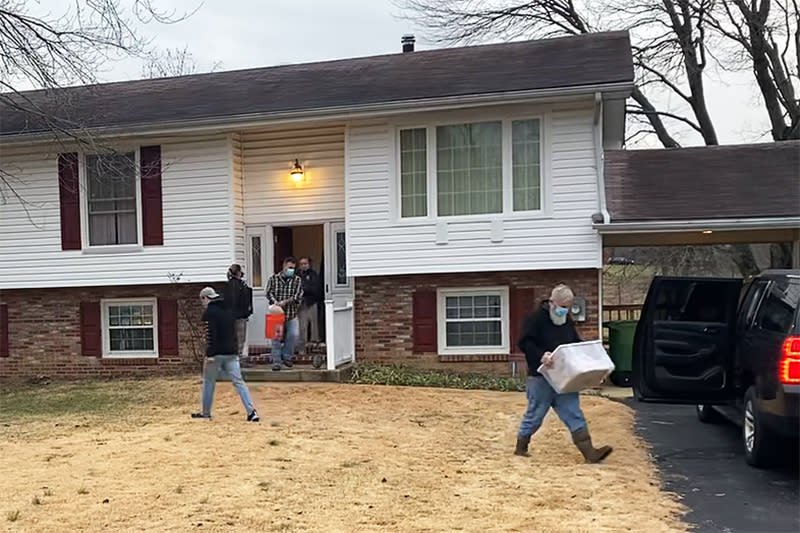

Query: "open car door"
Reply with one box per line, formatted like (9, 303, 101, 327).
(633, 276, 742, 404)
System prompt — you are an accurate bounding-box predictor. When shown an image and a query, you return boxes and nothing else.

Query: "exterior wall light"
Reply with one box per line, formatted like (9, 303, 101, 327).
(290, 159, 305, 183)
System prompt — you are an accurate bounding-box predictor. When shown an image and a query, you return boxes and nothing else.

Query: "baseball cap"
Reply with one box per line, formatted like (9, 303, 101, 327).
(199, 287, 220, 299)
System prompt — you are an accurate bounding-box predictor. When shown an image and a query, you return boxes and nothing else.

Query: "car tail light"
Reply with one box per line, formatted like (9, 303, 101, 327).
(780, 336, 800, 384)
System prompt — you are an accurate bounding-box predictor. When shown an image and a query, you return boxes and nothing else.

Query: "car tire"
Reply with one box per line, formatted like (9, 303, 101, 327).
(743, 385, 781, 468)
(696, 404, 722, 424)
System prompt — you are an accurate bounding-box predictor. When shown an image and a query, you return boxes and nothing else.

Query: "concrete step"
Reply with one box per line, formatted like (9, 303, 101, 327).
(242, 363, 353, 383)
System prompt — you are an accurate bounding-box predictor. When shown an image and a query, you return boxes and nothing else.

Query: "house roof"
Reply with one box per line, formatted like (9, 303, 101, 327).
(603, 142, 800, 223)
(0, 32, 633, 138)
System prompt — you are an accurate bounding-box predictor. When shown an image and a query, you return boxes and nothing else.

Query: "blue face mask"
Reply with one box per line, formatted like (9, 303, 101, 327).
(553, 305, 569, 317)
(284, 268, 295, 278)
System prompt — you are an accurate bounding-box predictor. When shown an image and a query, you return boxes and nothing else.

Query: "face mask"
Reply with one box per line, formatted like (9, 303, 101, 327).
(549, 308, 568, 326)
(553, 306, 569, 317)
(299, 266, 309, 272)
(284, 268, 295, 278)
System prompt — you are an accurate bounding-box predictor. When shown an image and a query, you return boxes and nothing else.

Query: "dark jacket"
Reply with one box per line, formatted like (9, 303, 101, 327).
(518, 300, 582, 377)
(300, 268, 322, 306)
(205, 299, 237, 357)
(222, 278, 253, 319)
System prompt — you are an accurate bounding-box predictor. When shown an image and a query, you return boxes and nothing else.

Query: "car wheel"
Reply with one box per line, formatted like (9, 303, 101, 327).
(696, 404, 722, 424)
(743, 386, 781, 468)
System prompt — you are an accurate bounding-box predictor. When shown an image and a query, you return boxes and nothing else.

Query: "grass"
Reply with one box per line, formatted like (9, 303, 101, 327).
(6, 510, 20, 522)
(31, 496, 41, 505)
(77, 487, 89, 495)
(0, 379, 160, 422)
(349, 363, 525, 392)
(43, 489, 52, 497)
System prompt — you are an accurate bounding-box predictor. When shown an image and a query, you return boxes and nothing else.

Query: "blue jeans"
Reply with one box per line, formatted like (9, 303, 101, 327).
(518, 376, 587, 437)
(201, 355, 255, 416)
(271, 317, 299, 363)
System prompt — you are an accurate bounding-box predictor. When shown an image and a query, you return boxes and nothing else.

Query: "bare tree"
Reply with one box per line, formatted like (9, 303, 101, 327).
(0, 0, 198, 204)
(395, 0, 799, 145)
(142, 45, 222, 78)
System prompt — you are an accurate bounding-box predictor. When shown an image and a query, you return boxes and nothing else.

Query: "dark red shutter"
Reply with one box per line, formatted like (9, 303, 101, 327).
(510, 287, 536, 355)
(0, 304, 9, 357)
(140, 145, 163, 246)
(412, 290, 437, 353)
(80, 302, 102, 357)
(58, 153, 81, 250)
(158, 299, 179, 356)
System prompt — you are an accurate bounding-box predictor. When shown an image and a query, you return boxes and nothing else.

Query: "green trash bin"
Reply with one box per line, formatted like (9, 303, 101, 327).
(606, 320, 638, 387)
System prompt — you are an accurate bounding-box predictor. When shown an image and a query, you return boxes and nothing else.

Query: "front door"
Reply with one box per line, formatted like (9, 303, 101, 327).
(633, 276, 742, 404)
(323, 221, 355, 367)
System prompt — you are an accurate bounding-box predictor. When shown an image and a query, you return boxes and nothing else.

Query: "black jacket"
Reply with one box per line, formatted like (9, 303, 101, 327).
(300, 269, 322, 306)
(205, 299, 237, 357)
(222, 278, 253, 319)
(518, 301, 582, 376)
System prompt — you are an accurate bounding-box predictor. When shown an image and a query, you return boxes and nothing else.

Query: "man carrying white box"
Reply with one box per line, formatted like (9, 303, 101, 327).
(514, 284, 613, 463)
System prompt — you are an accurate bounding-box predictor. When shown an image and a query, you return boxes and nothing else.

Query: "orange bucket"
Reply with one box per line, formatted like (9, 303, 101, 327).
(265, 311, 285, 340)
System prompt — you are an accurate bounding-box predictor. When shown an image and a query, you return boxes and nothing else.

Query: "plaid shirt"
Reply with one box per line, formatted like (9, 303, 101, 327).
(266, 273, 304, 320)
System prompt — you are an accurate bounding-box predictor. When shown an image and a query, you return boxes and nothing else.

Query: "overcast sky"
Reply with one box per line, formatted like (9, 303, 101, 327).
(43, 0, 775, 147)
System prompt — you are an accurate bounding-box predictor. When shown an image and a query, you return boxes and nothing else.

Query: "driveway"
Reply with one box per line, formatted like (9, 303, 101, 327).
(630, 401, 799, 533)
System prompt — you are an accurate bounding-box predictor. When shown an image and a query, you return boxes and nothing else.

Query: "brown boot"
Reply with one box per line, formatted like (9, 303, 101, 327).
(571, 428, 613, 464)
(514, 435, 531, 456)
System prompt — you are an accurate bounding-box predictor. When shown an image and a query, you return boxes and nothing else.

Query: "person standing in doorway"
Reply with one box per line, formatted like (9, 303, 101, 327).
(222, 264, 253, 359)
(297, 256, 322, 355)
(266, 256, 304, 371)
(192, 287, 259, 422)
(514, 284, 612, 463)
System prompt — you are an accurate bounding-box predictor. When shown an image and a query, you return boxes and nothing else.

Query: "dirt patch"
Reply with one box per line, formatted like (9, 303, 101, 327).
(0, 379, 686, 532)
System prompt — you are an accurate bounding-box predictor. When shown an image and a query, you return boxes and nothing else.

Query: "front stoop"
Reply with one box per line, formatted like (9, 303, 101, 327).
(241, 363, 354, 383)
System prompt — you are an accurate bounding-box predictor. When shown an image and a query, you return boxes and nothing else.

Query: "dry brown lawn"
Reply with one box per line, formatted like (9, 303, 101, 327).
(0, 378, 686, 532)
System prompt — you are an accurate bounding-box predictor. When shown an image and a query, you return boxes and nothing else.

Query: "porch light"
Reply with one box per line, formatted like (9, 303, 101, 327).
(290, 159, 305, 183)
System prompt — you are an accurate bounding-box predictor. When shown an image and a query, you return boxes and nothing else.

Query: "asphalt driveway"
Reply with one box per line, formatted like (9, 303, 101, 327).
(630, 401, 799, 533)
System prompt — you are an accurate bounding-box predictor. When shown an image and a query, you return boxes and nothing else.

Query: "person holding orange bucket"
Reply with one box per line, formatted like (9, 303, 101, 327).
(265, 256, 304, 371)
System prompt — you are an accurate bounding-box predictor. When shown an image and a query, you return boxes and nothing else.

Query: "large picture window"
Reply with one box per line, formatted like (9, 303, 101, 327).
(398, 117, 543, 219)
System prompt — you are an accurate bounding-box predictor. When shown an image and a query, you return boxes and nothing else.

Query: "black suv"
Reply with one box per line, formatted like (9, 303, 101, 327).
(633, 269, 800, 468)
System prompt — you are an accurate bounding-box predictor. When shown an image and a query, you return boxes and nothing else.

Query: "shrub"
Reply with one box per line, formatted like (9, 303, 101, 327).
(349, 363, 525, 392)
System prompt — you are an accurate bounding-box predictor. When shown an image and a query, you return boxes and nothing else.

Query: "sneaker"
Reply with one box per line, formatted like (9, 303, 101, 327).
(272, 364, 282, 372)
(282, 359, 294, 368)
(190, 412, 211, 419)
(247, 410, 260, 422)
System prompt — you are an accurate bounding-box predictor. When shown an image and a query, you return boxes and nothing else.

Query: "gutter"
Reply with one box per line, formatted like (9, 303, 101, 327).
(593, 217, 800, 233)
(0, 81, 634, 145)
(593, 92, 611, 224)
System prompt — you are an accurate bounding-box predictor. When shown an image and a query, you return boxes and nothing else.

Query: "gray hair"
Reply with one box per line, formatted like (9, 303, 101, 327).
(550, 284, 574, 303)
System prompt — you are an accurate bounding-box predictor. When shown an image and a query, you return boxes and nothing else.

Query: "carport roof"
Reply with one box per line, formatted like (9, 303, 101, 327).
(602, 142, 800, 224)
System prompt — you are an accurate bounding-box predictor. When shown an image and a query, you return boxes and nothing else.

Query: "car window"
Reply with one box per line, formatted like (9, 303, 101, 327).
(754, 280, 800, 334)
(740, 279, 769, 328)
(652, 280, 732, 323)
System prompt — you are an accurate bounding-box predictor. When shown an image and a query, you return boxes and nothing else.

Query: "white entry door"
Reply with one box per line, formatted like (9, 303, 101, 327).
(245, 225, 273, 350)
(323, 221, 355, 368)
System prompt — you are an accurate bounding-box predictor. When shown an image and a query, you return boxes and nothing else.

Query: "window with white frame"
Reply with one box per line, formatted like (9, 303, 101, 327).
(85, 152, 139, 246)
(102, 299, 158, 358)
(398, 118, 542, 218)
(437, 287, 509, 354)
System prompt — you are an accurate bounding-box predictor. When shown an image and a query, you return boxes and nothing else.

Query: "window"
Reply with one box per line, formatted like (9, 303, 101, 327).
(85, 152, 138, 246)
(335, 229, 348, 287)
(250, 235, 263, 288)
(102, 299, 158, 358)
(437, 287, 509, 354)
(397, 117, 543, 219)
(755, 281, 800, 334)
(399, 128, 427, 218)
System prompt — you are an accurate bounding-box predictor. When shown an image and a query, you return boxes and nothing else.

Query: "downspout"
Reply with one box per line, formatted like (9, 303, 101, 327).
(593, 92, 611, 225)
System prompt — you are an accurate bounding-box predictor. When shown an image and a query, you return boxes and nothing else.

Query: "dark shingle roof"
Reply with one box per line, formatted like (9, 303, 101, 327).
(604, 142, 800, 222)
(1, 32, 633, 137)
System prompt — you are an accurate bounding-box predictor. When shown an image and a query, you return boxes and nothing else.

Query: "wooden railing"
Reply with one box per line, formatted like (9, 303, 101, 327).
(324, 299, 355, 370)
(602, 304, 642, 322)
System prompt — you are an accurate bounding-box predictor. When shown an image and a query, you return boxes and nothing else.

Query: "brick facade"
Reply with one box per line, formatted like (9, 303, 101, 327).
(354, 269, 600, 376)
(0, 283, 208, 382)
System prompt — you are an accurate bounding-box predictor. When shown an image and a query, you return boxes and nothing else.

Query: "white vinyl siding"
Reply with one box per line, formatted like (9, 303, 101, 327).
(0, 134, 235, 289)
(242, 125, 345, 225)
(101, 298, 158, 358)
(437, 287, 509, 355)
(346, 103, 602, 276)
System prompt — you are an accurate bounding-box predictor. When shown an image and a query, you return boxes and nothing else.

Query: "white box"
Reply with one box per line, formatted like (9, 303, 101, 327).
(537, 340, 615, 394)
